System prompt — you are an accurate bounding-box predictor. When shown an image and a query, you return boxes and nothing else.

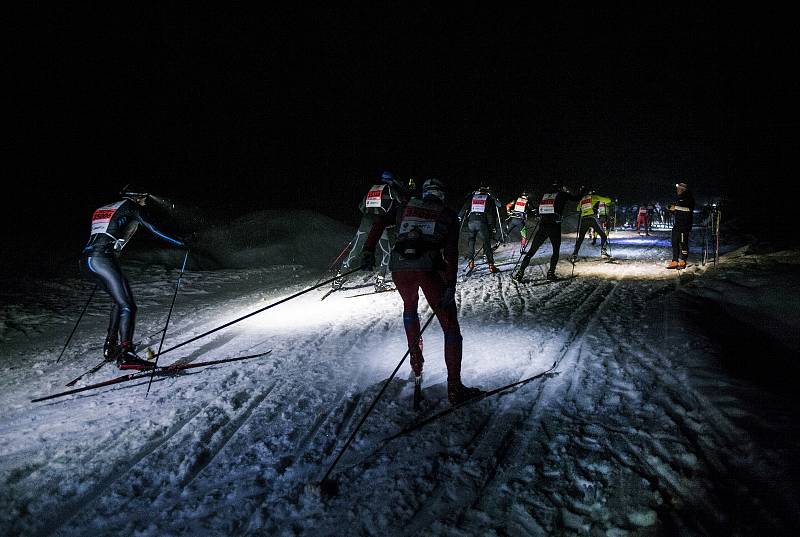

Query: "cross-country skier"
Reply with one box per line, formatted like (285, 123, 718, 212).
(333, 171, 409, 292)
(636, 202, 650, 236)
(505, 191, 536, 252)
(667, 182, 695, 269)
(511, 183, 583, 282)
(80, 186, 185, 369)
(458, 185, 500, 273)
(571, 191, 612, 261)
(362, 178, 484, 405)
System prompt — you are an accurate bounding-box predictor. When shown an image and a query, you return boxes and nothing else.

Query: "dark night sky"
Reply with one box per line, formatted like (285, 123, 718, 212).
(6, 4, 797, 265)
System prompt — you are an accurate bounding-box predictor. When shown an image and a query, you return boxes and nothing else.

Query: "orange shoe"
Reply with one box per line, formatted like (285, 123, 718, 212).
(488, 263, 499, 274)
(468, 260, 475, 270)
(678, 260, 687, 269)
(666, 260, 678, 269)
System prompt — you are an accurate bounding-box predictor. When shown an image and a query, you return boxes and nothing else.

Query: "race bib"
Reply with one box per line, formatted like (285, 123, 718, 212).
(471, 194, 488, 213)
(638, 207, 648, 216)
(539, 193, 557, 214)
(365, 185, 385, 208)
(514, 198, 527, 213)
(90, 201, 124, 235)
(399, 203, 440, 236)
(580, 195, 593, 213)
(598, 202, 607, 216)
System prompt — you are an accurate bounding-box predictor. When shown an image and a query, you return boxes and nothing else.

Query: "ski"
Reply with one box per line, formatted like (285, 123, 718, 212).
(345, 287, 396, 298)
(33, 350, 272, 403)
(65, 358, 112, 387)
(413, 375, 423, 410)
(382, 360, 558, 444)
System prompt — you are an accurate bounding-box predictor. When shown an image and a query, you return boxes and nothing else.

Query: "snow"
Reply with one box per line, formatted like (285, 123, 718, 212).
(1, 215, 799, 536)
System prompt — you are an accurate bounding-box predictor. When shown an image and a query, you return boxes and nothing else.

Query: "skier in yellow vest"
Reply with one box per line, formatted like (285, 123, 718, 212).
(570, 191, 612, 262)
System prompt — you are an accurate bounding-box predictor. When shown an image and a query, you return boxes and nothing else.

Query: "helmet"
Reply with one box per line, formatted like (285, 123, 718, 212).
(520, 192, 529, 198)
(381, 170, 395, 183)
(478, 185, 491, 193)
(422, 178, 445, 201)
(120, 184, 149, 200)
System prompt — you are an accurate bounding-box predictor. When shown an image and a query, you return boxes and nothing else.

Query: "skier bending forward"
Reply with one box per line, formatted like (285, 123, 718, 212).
(362, 178, 484, 405)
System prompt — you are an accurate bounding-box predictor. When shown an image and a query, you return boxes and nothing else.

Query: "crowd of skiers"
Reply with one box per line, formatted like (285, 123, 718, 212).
(80, 175, 695, 404)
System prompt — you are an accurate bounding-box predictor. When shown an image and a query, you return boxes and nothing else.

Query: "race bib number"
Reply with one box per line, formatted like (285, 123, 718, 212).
(539, 193, 557, 214)
(399, 202, 441, 236)
(90, 201, 124, 235)
(597, 202, 607, 216)
(580, 195, 593, 213)
(365, 185, 385, 208)
(638, 207, 648, 216)
(471, 194, 488, 213)
(514, 198, 527, 213)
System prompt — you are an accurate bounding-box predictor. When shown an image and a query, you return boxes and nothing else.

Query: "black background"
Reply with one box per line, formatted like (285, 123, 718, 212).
(6, 4, 797, 272)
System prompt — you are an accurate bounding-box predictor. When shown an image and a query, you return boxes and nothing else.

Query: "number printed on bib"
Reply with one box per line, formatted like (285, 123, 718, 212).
(91, 201, 125, 235)
(471, 194, 488, 213)
(365, 185, 386, 208)
(539, 193, 557, 214)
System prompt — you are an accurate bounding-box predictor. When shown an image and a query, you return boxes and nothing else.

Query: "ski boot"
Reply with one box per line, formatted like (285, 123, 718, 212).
(410, 350, 424, 377)
(569, 254, 578, 264)
(448, 382, 485, 405)
(103, 336, 118, 362)
(374, 275, 392, 292)
(511, 269, 524, 283)
(666, 260, 678, 269)
(600, 248, 611, 258)
(331, 272, 345, 290)
(678, 260, 686, 269)
(487, 263, 499, 274)
(545, 270, 558, 281)
(115, 342, 156, 370)
(467, 260, 476, 271)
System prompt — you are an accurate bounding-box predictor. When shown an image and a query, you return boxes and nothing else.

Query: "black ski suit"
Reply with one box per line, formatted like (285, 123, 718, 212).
(516, 189, 582, 276)
(80, 199, 183, 346)
(670, 189, 695, 261)
(459, 192, 499, 265)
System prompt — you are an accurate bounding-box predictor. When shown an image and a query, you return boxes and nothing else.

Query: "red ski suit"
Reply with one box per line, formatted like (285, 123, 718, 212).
(364, 197, 462, 383)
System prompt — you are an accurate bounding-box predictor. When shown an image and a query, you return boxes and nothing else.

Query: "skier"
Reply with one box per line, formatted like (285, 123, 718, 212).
(505, 192, 536, 252)
(571, 191, 612, 261)
(592, 197, 612, 245)
(458, 185, 500, 273)
(511, 183, 583, 282)
(80, 186, 185, 369)
(636, 202, 650, 235)
(361, 178, 484, 405)
(667, 182, 695, 269)
(333, 171, 409, 292)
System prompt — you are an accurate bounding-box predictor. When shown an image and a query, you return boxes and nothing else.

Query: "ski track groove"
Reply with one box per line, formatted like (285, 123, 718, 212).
(393, 280, 620, 535)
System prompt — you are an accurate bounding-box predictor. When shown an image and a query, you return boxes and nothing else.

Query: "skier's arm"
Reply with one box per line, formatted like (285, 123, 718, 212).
(137, 209, 184, 246)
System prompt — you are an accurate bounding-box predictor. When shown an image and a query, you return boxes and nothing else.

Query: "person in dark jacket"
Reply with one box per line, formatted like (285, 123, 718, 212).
(334, 170, 409, 291)
(458, 186, 500, 273)
(511, 183, 583, 282)
(362, 178, 484, 405)
(505, 192, 537, 252)
(80, 186, 185, 369)
(666, 182, 695, 269)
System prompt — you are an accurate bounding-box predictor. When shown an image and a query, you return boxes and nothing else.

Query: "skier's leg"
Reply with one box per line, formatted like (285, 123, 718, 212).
(479, 222, 495, 264)
(84, 256, 137, 347)
(467, 220, 479, 262)
(573, 219, 589, 256)
(548, 225, 562, 274)
(418, 271, 462, 385)
(392, 271, 424, 375)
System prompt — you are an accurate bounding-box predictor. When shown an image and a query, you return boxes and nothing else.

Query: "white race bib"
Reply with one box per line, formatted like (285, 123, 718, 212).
(514, 198, 527, 213)
(365, 185, 385, 208)
(90, 201, 125, 235)
(471, 194, 488, 213)
(539, 193, 557, 214)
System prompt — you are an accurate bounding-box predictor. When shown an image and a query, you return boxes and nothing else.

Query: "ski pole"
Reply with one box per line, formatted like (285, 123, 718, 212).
(571, 212, 583, 278)
(154, 266, 364, 359)
(146, 249, 190, 396)
(315, 239, 353, 287)
(56, 284, 98, 364)
(319, 310, 437, 493)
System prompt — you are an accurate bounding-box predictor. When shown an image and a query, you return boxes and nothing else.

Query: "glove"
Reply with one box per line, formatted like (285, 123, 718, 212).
(361, 250, 375, 271)
(440, 285, 456, 308)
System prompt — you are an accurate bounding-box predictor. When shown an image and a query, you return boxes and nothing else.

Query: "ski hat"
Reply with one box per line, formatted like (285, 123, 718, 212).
(422, 178, 446, 201)
(381, 170, 396, 183)
(675, 182, 688, 189)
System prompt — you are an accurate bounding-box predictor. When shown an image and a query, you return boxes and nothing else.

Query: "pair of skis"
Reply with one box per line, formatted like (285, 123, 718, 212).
(32, 351, 272, 403)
